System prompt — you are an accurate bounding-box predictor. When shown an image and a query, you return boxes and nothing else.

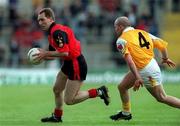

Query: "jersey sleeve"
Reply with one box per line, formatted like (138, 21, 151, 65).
(116, 38, 129, 56)
(52, 30, 69, 53)
(149, 33, 168, 51)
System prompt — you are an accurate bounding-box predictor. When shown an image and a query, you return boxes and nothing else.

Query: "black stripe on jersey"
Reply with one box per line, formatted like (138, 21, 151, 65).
(48, 44, 56, 51)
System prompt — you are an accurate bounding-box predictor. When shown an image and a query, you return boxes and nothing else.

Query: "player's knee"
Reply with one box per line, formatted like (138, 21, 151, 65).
(118, 84, 124, 92)
(155, 94, 166, 103)
(64, 98, 74, 105)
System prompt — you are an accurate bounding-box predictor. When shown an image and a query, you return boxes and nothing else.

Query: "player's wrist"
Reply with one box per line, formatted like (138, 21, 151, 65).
(135, 74, 142, 80)
(44, 51, 51, 58)
(162, 57, 168, 60)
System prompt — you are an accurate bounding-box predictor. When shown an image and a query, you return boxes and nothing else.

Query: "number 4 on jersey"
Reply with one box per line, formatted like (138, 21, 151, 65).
(138, 32, 150, 49)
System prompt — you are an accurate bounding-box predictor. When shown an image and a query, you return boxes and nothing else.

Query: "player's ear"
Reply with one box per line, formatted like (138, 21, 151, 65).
(119, 25, 123, 29)
(49, 18, 54, 22)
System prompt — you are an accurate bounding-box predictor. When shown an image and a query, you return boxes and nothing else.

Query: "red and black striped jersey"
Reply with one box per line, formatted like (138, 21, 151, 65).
(48, 22, 81, 60)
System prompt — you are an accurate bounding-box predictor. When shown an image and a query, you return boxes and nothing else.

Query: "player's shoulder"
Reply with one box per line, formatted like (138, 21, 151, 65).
(134, 29, 153, 38)
(137, 29, 161, 40)
(116, 38, 127, 53)
(133, 28, 148, 34)
(52, 23, 68, 30)
(52, 24, 72, 35)
(116, 38, 127, 46)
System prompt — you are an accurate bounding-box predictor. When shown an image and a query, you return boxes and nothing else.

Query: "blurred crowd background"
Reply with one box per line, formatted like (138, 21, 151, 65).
(0, 0, 180, 71)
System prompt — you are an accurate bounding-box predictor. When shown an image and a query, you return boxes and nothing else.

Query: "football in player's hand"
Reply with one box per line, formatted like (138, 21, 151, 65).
(27, 48, 43, 65)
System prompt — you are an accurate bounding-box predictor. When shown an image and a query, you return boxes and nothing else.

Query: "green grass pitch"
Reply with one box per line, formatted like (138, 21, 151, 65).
(0, 84, 180, 126)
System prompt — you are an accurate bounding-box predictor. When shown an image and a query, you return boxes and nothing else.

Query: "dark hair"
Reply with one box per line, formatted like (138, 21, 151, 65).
(39, 8, 55, 21)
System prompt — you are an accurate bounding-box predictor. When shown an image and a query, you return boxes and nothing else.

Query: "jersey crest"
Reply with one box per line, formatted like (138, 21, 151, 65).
(53, 30, 68, 48)
(116, 38, 127, 55)
(56, 36, 64, 47)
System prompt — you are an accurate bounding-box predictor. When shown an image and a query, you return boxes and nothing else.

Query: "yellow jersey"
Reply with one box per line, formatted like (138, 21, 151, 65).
(116, 27, 167, 69)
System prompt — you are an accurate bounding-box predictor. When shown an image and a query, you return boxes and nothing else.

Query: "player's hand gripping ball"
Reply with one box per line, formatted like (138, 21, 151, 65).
(27, 48, 43, 65)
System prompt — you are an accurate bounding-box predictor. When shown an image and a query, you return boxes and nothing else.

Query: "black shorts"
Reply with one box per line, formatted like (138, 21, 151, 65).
(61, 54, 87, 81)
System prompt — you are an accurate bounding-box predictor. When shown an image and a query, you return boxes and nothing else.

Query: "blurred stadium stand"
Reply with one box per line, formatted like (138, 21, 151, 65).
(0, 0, 180, 72)
(162, 13, 180, 65)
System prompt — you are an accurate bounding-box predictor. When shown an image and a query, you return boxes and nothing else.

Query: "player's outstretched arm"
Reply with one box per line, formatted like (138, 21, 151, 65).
(161, 49, 176, 67)
(33, 48, 68, 61)
(162, 58, 176, 68)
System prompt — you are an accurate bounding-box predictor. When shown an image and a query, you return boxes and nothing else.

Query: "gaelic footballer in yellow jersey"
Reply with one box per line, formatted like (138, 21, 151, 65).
(116, 27, 168, 69)
(110, 16, 179, 122)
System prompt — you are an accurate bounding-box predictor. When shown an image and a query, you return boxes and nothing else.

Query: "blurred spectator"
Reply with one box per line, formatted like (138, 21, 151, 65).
(98, 0, 120, 12)
(158, 0, 165, 9)
(0, 45, 5, 66)
(148, 0, 155, 18)
(44, 0, 51, 7)
(86, 0, 105, 36)
(69, 0, 83, 18)
(44, 0, 58, 18)
(131, 0, 139, 13)
(31, 24, 44, 48)
(148, 17, 159, 36)
(69, 0, 84, 39)
(8, 0, 19, 30)
(11, 19, 44, 66)
(13, 20, 32, 48)
(0, 8, 3, 35)
(58, 8, 70, 26)
(172, 0, 180, 12)
(9, 38, 20, 67)
(74, 12, 87, 41)
(32, 0, 43, 25)
(96, 13, 105, 36)
(81, 0, 89, 10)
(13, 20, 43, 48)
(85, 11, 96, 32)
(124, 10, 136, 27)
(135, 18, 147, 31)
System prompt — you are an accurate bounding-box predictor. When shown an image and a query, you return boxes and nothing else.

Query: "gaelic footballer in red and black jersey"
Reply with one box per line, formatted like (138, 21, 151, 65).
(48, 22, 87, 80)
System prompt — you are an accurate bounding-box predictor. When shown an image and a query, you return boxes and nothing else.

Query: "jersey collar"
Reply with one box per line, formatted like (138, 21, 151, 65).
(123, 27, 134, 33)
(48, 22, 56, 35)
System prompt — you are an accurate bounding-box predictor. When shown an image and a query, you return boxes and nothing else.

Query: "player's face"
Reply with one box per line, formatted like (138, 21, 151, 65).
(37, 13, 52, 31)
(114, 22, 123, 36)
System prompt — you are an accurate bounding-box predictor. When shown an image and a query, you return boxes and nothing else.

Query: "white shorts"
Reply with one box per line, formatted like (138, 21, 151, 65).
(139, 58, 162, 88)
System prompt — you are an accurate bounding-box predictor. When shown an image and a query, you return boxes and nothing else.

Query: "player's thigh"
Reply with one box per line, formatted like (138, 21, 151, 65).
(146, 85, 166, 99)
(54, 71, 68, 92)
(120, 72, 136, 89)
(64, 80, 83, 100)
